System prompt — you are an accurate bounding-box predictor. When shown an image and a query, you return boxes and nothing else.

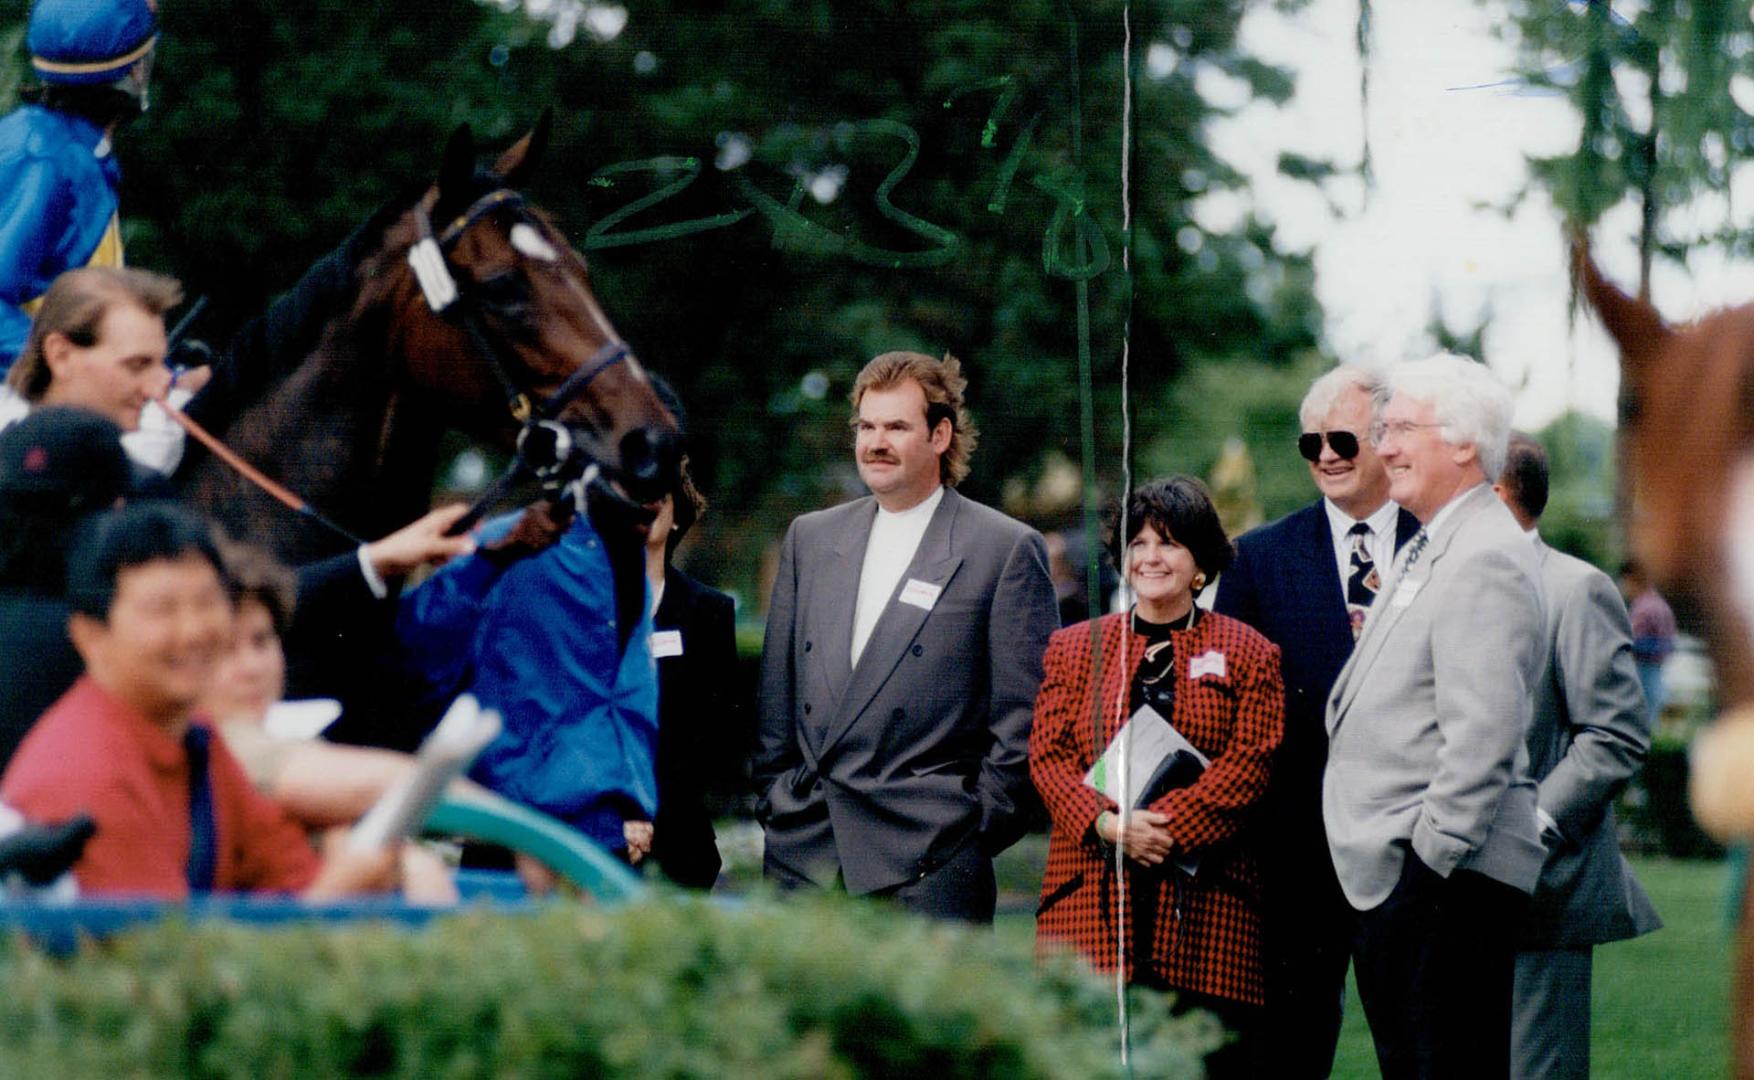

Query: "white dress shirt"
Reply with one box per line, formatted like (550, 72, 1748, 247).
(1323, 497, 1402, 594)
(851, 485, 944, 666)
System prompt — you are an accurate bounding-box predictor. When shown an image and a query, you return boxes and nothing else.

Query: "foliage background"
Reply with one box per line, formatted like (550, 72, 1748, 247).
(0, 0, 1642, 591)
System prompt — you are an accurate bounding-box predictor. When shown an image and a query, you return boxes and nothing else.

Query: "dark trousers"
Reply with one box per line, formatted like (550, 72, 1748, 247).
(1353, 852, 1528, 1080)
(1259, 844, 1354, 1078)
(872, 838, 996, 925)
(767, 834, 996, 925)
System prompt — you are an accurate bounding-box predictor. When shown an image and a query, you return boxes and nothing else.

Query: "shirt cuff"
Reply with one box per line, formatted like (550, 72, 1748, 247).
(355, 545, 388, 600)
(1536, 806, 1562, 843)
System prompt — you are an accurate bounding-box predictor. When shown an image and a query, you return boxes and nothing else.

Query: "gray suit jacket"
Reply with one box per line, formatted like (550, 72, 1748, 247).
(753, 487, 1059, 894)
(1520, 540, 1662, 948)
(1324, 485, 1548, 911)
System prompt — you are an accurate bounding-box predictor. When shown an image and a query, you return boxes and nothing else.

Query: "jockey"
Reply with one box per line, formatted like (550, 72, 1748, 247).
(0, 0, 158, 371)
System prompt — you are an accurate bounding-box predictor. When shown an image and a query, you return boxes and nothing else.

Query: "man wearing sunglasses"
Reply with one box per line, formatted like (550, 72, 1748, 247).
(1213, 364, 1418, 1077)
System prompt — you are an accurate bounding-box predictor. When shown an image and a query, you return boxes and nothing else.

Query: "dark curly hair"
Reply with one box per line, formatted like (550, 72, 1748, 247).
(1103, 475, 1234, 594)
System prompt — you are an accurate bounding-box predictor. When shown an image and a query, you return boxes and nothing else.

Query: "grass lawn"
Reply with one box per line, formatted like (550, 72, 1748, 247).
(1330, 856, 1730, 1079)
(992, 848, 1732, 1078)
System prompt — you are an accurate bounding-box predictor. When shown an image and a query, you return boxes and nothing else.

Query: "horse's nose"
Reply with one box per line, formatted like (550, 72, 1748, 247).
(619, 425, 681, 502)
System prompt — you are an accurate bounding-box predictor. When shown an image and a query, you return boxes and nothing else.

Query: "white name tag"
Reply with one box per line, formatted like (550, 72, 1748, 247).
(1189, 650, 1226, 680)
(652, 629, 684, 658)
(1392, 580, 1423, 608)
(898, 578, 942, 611)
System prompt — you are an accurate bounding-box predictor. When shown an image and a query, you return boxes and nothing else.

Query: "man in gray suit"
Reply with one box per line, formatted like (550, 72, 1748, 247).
(754, 350, 1058, 923)
(1324, 353, 1548, 1079)
(1495, 433, 1661, 1080)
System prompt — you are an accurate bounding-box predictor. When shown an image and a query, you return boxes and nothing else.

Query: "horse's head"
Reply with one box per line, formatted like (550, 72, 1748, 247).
(384, 115, 679, 506)
(1578, 241, 1754, 1076)
(1574, 237, 1754, 707)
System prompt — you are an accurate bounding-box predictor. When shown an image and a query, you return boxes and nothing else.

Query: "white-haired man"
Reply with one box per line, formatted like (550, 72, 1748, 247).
(1214, 364, 1418, 1076)
(1323, 353, 1547, 1079)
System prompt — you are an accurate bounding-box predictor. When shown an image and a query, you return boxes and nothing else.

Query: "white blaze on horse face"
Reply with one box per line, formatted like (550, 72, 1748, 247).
(510, 223, 559, 262)
(1725, 454, 1754, 644)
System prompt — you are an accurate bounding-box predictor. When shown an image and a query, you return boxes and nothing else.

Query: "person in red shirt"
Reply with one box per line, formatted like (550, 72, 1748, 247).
(0, 500, 401, 899)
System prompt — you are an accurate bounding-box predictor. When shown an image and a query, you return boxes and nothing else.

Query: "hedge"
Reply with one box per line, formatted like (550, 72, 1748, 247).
(0, 892, 1218, 1078)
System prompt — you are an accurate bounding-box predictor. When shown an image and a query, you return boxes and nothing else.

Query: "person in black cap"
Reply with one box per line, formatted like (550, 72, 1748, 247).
(0, 404, 135, 770)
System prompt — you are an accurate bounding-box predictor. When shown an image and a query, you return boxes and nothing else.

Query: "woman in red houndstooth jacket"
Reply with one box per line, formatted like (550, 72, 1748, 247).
(1030, 475, 1283, 1075)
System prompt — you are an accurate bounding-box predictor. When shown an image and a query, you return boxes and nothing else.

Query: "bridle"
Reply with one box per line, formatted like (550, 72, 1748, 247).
(406, 186, 637, 535)
(160, 185, 644, 550)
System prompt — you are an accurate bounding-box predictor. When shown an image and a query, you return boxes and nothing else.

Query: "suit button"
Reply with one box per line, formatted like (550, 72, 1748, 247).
(911, 644, 923, 657)
(803, 703, 812, 715)
(804, 641, 813, 652)
(892, 707, 905, 721)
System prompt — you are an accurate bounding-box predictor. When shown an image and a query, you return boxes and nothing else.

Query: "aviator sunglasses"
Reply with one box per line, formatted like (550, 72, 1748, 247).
(1298, 430, 1361, 462)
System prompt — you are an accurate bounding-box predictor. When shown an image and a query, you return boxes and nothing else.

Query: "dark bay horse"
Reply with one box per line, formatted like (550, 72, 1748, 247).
(1575, 240, 1754, 1077)
(175, 117, 677, 745)
(178, 116, 677, 562)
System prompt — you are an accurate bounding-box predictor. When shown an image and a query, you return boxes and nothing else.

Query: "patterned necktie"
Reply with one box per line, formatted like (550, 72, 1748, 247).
(184, 727, 217, 893)
(1400, 527, 1430, 576)
(1345, 522, 1380, 640)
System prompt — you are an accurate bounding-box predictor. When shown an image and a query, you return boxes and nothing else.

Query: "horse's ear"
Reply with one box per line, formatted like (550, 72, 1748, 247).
(438, 123, 477, 204)
(1572, 232, 1671, 379)
(496, 107, 552, 189)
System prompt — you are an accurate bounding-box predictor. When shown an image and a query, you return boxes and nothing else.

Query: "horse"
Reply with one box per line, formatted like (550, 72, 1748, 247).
(1574, 239, 1754, 1078)
(174, 115, 678, 747)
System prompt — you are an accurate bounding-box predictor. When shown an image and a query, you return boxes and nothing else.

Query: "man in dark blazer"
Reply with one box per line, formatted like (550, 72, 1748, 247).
(754, 350, 1058, 923)
(1325, 354, 1548, 1079)
(1214, 364, 1419, 1077)
(650, 532, 740, 889)
(1495, 433, 1661, 1080)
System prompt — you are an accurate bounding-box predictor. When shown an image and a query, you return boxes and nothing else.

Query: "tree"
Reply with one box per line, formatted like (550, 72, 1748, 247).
(41, 0, 1330, 597)
(1489, 0, 1754, 297)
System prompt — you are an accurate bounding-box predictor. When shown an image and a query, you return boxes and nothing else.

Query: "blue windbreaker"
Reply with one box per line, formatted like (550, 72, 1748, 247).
(397, 508, 659, 855)
(0, 104, 124, 369)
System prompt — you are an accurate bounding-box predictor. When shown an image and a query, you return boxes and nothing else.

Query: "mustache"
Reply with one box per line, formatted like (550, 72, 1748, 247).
(862, 452, 899, 464)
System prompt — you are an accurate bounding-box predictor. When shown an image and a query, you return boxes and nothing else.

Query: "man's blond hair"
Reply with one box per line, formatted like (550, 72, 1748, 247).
(9, 267, 182, 401)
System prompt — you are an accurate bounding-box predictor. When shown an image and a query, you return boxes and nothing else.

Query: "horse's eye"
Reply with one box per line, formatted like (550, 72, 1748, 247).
(474, 271, 531, 316)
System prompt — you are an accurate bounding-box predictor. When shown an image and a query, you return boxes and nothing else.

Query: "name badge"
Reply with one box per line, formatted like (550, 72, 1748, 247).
(1392, 580, 1423, 609)
(898, 578, 942, 611)
(652, 629, 684, 658)
(1189, 651, 1227, 680)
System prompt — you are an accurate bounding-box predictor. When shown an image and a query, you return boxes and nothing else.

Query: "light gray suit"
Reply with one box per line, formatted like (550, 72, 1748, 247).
(753, 486, 1058, 916)
(1512, 540, 1662, 1080)
(1325, 483, 1551, 1077)
(1325, 484, 1549, 909)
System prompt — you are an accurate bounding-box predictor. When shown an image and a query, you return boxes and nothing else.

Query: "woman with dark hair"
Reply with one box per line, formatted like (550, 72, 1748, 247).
(636, 375, 739, 888)
(638, 452, 739, 888)
(1030, 475, 1284, 1076)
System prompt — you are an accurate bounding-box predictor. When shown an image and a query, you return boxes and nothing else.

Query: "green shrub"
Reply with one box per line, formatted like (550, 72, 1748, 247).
(0, 893, 1218, 1078)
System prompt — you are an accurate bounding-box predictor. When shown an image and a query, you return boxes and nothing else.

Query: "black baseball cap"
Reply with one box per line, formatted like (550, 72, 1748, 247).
(0, 406, 134, 515)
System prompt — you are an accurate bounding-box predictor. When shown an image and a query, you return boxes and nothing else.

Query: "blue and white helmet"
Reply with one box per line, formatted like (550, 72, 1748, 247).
(27, 0, 158, 88)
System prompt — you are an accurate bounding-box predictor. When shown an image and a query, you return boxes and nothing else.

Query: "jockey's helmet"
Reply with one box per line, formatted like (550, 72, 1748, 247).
(26, 0, 157, 105)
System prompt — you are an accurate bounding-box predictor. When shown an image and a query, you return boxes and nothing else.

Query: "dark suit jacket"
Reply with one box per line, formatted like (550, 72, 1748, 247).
(651, 566, 738, 889)
(1213, 498, 1420, 878)
(754, 487, 1059, 895)
(1521, 540, 1661, 947)
(0, 589, 81, 774)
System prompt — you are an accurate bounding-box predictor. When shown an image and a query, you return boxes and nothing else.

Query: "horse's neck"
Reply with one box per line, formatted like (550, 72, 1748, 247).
(187, 322, 440, 562)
